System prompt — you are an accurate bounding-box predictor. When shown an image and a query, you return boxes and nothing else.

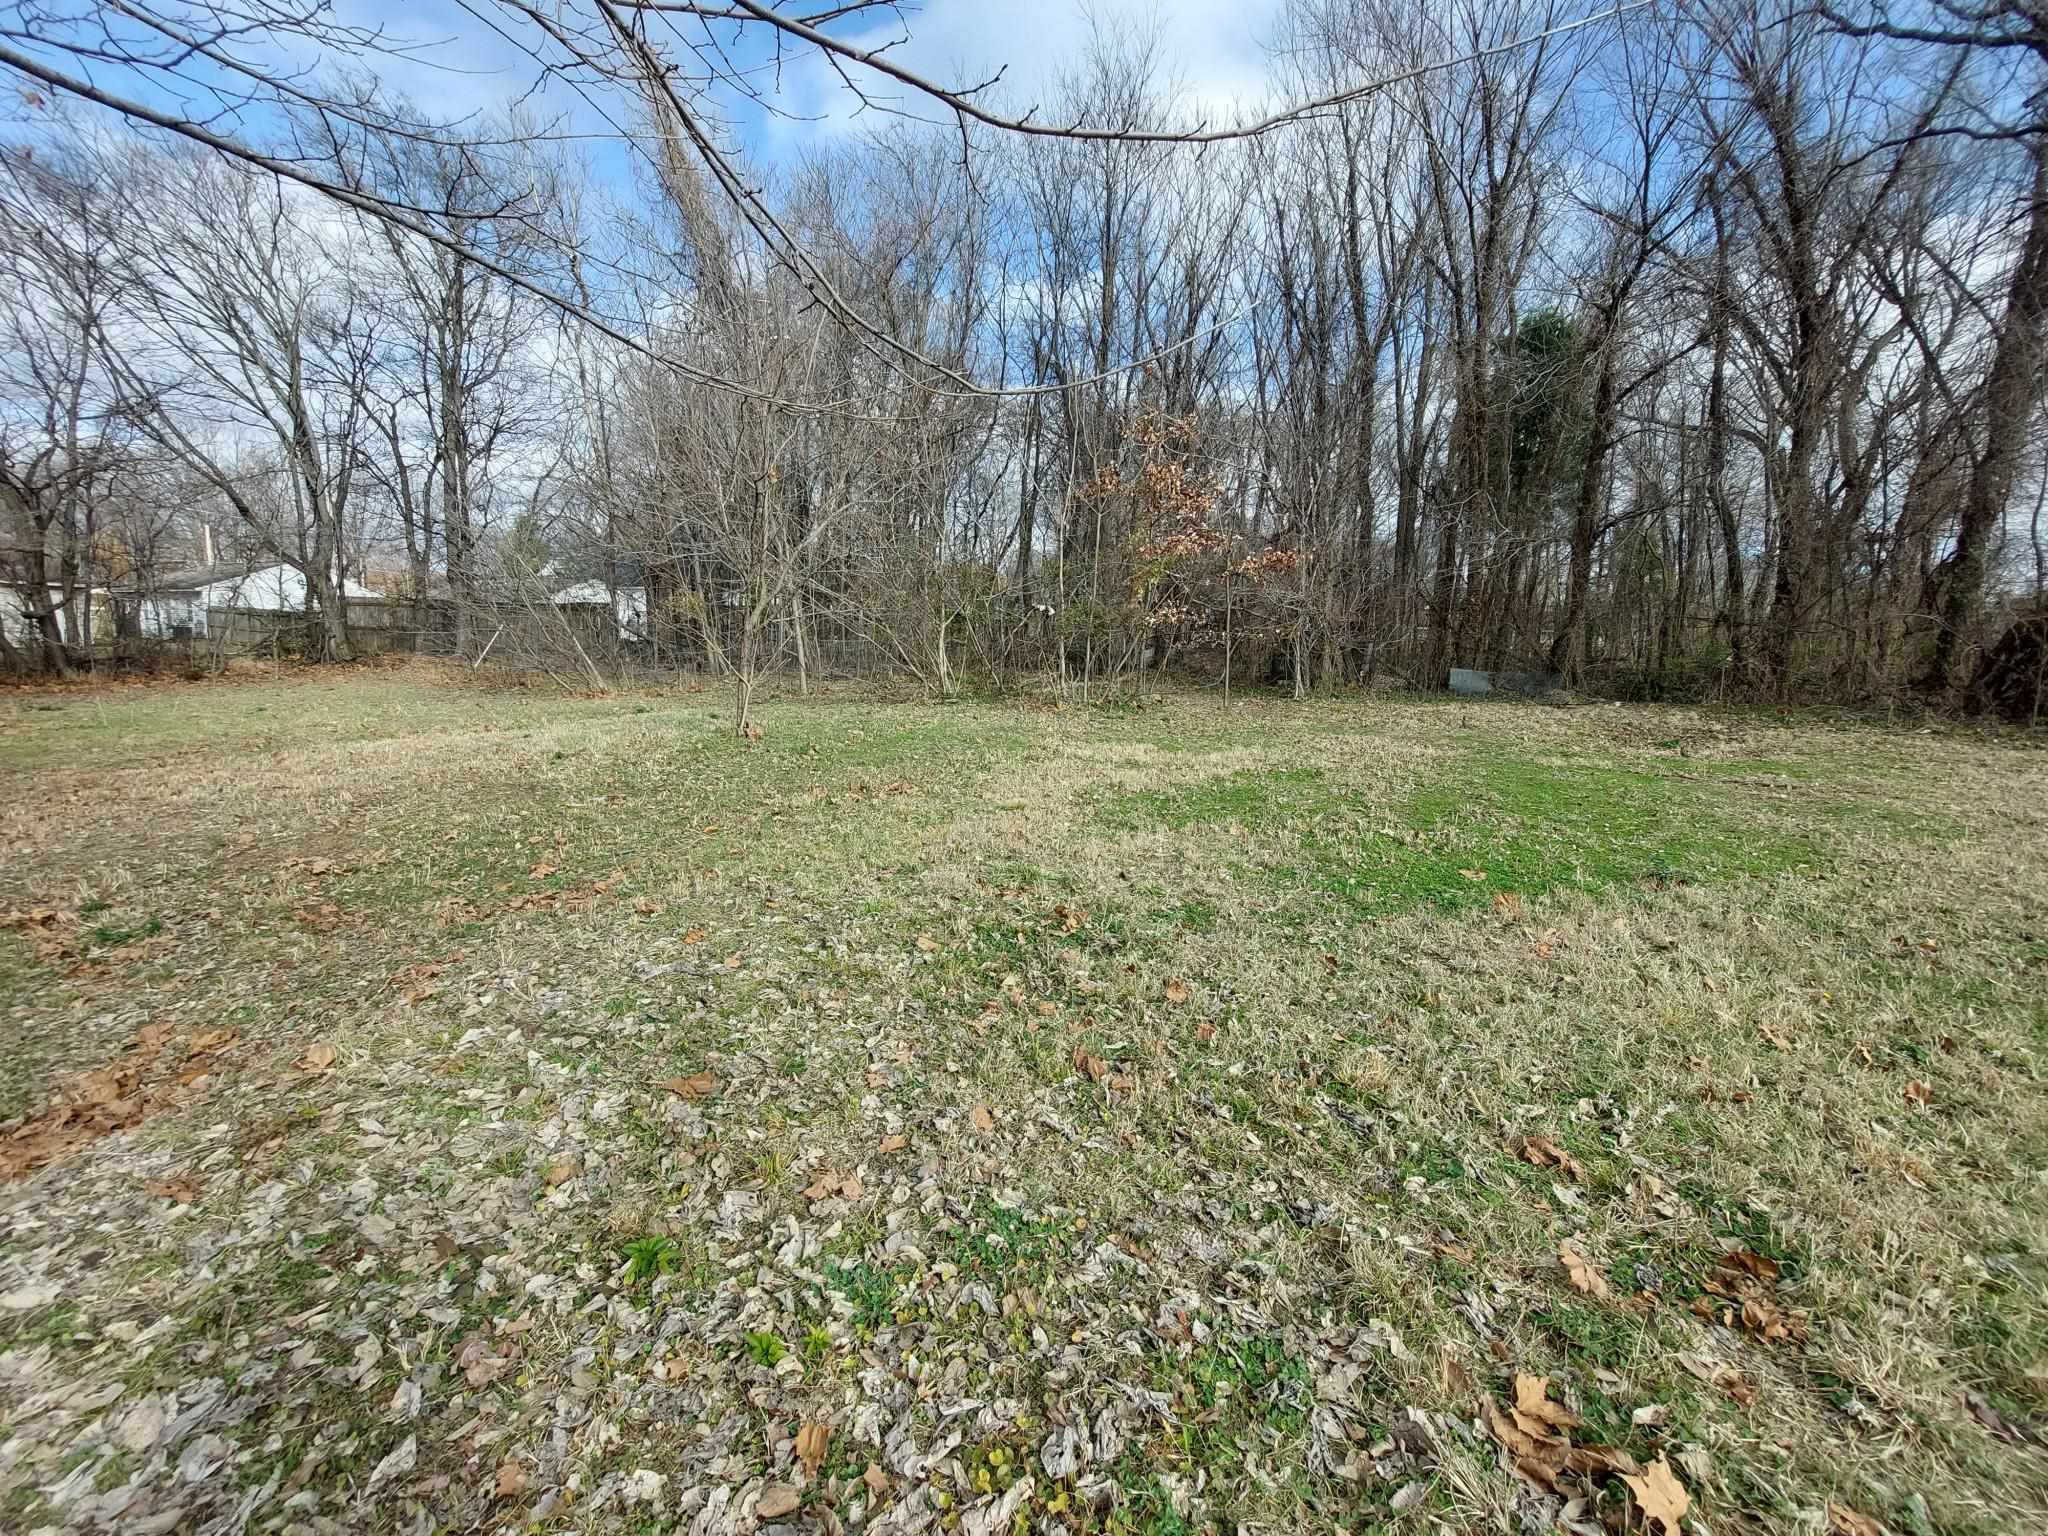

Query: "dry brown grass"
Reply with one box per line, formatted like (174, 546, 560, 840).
(0, 669, 2043, 1536)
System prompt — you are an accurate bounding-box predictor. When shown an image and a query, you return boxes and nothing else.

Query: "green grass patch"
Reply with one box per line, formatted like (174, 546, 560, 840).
(1099, 751, 1830, 917)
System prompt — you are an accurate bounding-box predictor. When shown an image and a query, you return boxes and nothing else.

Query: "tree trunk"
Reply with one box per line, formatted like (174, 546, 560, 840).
(1550, 336, 1618, 682)
(1925, 142, 2048, 695)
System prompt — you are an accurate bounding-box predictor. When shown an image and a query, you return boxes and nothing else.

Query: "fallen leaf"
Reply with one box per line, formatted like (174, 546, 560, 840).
(493, 1461, 531, 1500)
(1828, 1503, 1888, 1536)
(1195, 1020, 1217, 1042)
(1516, 1134, 1584, 1182)
(915, 933, 940, 953)
(795, 1421, 829, 1477)
(879, 1133, 908, 1153)
(969, 1102, 995, 1133)
(666, 1072, 718, 1098)
(862, 1463, 889, 1497)
(368, 1434, 418, 1489)
(1073, 1045, 1109, 1082)
(1963, 1390, 2032, 1445)
(1491, 890, 1523, 918)
(1566, 1443, 1643, 1478)
(1483, 1398, 1565, 1487)
(189, 1028, 237, 1053)
(0, 1282, 60, 1310)
(299, 1042, 339, 1073)
(543, 1156, 581, 1188)
(1513, 1374, 1580, 1434)
(1622, 1456, 1690, 1536)
(146, 1176, 200, 1203)
(1904, 1078, 1932, 1109)
(456, 1333, 510, 1387)
(1677, 1351, 1756, 1404)
(1163, 978, 1190, 1005)
(1459, 867, 1488, 882)
(1718, 1248, 1781, 1283)
(757, 1483, 801, 1519)
(113, 1396, 165, 1454)
(682, 927, 706, 943)
(1561, 1243, 1611, 1299)
(1743, 1295, 1792, 1338)
(803, 1170, 858, 1202)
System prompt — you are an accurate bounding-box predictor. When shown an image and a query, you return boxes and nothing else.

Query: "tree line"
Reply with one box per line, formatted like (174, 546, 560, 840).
(1, 0, 2044, 726)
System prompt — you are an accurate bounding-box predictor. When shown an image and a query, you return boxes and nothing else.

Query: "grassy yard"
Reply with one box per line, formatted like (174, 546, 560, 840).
(1, 665, 2044, 1536)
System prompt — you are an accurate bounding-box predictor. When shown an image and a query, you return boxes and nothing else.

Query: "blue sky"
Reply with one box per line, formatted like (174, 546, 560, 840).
(4, 0, 1287, 211)
(322, 0, 1286, 181)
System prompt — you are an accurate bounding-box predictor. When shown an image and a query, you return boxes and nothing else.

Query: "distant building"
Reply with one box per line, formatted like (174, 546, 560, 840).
(0, 581, 114, 644)
(126, 565, 220, 639)
(553, 580, 648, 641)
(123, 563, 381, 639)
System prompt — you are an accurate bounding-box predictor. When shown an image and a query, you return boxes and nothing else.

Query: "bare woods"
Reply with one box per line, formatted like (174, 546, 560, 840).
(2, 1, 2044, 725)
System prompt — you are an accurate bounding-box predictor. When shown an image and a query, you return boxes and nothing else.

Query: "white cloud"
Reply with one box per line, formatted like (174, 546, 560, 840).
(744, 0, 1288, 159)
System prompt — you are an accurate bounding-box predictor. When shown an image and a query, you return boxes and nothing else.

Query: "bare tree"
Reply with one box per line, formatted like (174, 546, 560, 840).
(107, 152, 378, 661)
(0, 138, 139, 675)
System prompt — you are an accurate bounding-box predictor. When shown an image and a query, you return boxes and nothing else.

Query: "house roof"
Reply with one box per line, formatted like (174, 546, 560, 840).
(139, 566, 225, 592)
(554, 580, 645, 605)
(195, 564, 381, 609)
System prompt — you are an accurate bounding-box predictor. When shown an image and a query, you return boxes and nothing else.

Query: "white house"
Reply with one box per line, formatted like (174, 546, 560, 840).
(196, 564, 381, 617)
(129, 565, 218, 638)
(553, 580, 648, 641)
(1, 582, 113, 644)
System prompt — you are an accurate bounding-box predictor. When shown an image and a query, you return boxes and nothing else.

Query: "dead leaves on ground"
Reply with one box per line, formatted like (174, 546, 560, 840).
(455, 1329, 517, 1388)
(1692, 1249, 1806, 1343)
(794, 1422, 829, 1478)
(1072, 1044, 1137, 1093)
(1484, 1374, 1644, 1488)
(1, 1023, 231, 1180)
(802, 1169, 863, 1203)
(292, 900, 343, 931)
(298, 1042, 339, 1073)
(1678, 1351, 1757, 1406)
(1622, 1457, 1692, 1536)
(1561, 1242, 1611, 1299)
(664, 1072, 719, 1099)
(1963, 1389, 2041, 1447)
(2, 903, 171, 970)
(492, 1462, 531, 1501)
(1827, 1503, 1887, 1536)
(1484, 1375, 1696, 1534)
(0, 906, 80, 965)
(1511, 1131, 1585, 1182)
(0, 906, 68, 930)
